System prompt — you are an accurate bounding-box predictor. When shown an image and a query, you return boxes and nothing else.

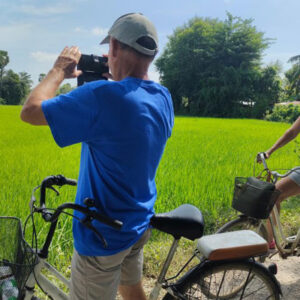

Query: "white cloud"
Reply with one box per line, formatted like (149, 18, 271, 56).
(91, 27, 108, 37)
(18, 3, 72, 16)
(74, 27, 84, 33)
(74, 26, 108, 37)
(31, 51, 58, 63)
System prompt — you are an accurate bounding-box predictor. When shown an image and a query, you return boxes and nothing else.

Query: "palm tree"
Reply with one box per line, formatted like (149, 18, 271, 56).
(286, 55, 300, 99)
(288, 55, 300, 64)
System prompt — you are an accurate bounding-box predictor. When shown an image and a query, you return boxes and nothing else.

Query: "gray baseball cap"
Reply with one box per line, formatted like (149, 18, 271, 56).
(100, 13, 158, 56)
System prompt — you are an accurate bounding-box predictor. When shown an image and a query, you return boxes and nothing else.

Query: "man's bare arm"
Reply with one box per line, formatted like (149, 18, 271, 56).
(266, 116, 300, 157)
(20, 46, 82, 125)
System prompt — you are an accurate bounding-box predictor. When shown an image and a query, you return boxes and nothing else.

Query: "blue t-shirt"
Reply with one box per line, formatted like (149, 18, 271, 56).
(42, 77, 174, 256)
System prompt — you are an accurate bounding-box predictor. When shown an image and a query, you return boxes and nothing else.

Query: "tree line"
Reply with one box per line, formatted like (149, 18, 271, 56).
(155, 13, 300, 118)
(0, 51, 73, 105)
(1, 13, 300, 119)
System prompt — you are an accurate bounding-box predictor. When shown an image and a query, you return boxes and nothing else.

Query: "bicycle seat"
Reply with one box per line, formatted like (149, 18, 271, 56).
(150, 204, 204, 240)
(197, 230, 268, 260)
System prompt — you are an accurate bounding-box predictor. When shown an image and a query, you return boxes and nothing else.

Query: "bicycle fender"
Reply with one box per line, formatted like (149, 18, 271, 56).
(170, 258, 282, 296)
(249, 260, 282, 295)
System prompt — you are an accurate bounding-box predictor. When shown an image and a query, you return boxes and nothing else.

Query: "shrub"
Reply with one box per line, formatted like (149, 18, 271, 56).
(265, 104, 300, 123)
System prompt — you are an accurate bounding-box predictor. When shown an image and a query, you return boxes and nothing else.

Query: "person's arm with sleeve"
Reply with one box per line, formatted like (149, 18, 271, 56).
(265, 116, 300, 158)
(20, 46, 82, 125)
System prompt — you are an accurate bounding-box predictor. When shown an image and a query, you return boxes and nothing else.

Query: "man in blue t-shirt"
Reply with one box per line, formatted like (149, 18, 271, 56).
(21, 13, 174, 300)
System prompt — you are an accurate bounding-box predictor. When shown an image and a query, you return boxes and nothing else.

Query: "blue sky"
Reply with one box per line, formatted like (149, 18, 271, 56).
(1, 0, 300, 85)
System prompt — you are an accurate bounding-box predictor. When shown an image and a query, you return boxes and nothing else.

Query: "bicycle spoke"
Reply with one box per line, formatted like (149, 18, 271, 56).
(178, 263, 278, 300)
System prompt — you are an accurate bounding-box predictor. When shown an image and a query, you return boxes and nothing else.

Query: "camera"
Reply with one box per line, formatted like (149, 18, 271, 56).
(77, 54, 109, 86)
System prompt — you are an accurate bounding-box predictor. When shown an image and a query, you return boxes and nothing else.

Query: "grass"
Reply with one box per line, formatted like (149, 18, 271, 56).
(1, 105, 300, 288)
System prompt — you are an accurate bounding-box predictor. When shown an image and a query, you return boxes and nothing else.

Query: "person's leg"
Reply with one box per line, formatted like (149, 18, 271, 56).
(267, 175, 300, 247)
(119, 281, 147, 300)
(70, 248, 131, 300)
(118, 229, 151, 300)
(276, 176, 300, 205)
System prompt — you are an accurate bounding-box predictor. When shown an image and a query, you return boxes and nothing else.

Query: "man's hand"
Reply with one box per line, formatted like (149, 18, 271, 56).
(256, 152, 269, 163)
(21, 45, 82, 125)
(53, 46, 82, 79)
(102, 54, 113, 80)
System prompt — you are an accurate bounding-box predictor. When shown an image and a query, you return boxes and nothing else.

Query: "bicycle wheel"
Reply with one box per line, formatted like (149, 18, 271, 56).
(217, 216, 269, 262)
(172, 261, 280, 300)
(217, 216, 268, 238)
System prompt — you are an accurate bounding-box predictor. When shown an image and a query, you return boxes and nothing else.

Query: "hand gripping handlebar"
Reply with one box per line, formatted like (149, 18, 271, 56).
(257, 152, 300, 182)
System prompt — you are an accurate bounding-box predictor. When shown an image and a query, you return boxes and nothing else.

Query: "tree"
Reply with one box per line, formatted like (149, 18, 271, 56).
(1, 70, 31, 105)
(252, 65, 281, 118)
(0, 50, 9, 98)
(284, 55, 300, 100)
(19, 72, 33, 104)
(155, 13, 273, 117)
(39, 73, 46, 82)
(56, 83, 73, 95)
(288, 55, 300, 65)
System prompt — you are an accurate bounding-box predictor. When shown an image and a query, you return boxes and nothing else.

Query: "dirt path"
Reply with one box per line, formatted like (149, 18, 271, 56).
(268, 254, 300, 299)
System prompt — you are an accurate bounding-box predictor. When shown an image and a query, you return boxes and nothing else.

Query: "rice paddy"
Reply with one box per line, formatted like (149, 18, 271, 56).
(0, 105, 299, 277)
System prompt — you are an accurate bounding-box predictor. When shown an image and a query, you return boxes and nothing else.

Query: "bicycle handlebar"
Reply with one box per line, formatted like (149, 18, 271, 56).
(36, 174, 121, 221)
(40, 175, 77, 208)
(257, 152, 300, 181)
(50, 203, 123, 230)
(258, 153, 269, 170)
(34, 175, 123, 257)
(38, 174, 122, 229)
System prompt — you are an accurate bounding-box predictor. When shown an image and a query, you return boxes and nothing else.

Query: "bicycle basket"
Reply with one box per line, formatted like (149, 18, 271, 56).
(232, 177, 281, 219)
(0, 217, 37, 298)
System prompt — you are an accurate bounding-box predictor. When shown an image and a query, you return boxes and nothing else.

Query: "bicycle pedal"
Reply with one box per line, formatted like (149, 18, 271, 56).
(283, 243, 292, 250)
(286, 235, 296, 243)
(279, 252, 288, 259)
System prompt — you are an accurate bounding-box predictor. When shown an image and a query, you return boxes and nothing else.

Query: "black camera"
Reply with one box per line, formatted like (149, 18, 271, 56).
(77, 54, 109, 86)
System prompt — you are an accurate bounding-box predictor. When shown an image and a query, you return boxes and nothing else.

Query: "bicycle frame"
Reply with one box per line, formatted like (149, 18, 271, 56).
(23, 237, 192, 300)
(149, 239, 179, 300)
(22, 174, 280, 300)
(256, 153, 300, 258)
(24, 256, 69, 300)
(268, 205, 300, 257)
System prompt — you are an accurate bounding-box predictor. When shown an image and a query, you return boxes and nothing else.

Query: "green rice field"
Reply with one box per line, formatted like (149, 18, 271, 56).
(1, 105, 299, 279)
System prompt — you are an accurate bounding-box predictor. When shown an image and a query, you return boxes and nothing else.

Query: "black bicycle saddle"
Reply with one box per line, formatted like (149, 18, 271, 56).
(150, 204, 204, 240)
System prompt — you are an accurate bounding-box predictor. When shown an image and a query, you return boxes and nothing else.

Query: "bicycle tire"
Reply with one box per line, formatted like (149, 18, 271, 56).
(166, 260, 280, 300)
(216, 216, 269, 262)
(162, 293, 175, 300)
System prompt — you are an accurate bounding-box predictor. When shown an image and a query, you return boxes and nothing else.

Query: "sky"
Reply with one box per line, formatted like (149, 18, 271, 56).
(1, 0, 300, 86)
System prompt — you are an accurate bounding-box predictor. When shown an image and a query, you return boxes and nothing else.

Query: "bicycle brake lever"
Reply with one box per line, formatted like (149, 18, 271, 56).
(80, 217, 108, 248)
(30, 194, 36, 213)
(48, 186, 60, 196)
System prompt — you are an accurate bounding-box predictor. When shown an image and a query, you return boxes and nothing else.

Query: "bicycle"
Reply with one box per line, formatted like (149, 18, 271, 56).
(0, 175, 282, 300)
(217, 152, 300, 260)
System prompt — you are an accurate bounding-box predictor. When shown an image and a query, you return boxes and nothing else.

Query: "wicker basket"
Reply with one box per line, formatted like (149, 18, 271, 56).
(0, 217, 37, 298)
(232, 177, 281, 219)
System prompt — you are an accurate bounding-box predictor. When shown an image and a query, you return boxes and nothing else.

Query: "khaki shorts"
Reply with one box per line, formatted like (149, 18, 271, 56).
(289, 167, 300, 186)
(70, 229, 151, 300)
